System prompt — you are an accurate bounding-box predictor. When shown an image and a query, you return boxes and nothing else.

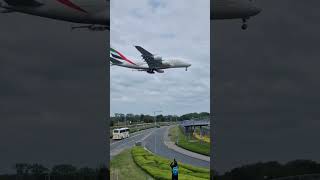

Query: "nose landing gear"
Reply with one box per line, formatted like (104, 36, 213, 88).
(241, 18, 248, 30)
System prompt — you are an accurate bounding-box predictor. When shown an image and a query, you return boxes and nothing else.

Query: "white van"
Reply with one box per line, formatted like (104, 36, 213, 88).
(112, 128, 130, 140)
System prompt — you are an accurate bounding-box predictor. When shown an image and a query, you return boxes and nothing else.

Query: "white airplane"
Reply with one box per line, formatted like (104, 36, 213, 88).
(0, 0, 109, 30)
(211, 0, 261, 30)
(0, 0, 260, 31)
(110, 46, 191, 74)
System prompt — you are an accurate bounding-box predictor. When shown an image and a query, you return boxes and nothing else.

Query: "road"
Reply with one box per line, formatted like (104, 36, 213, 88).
(110, 128, 155, 158)
(110, 126, 210, 168)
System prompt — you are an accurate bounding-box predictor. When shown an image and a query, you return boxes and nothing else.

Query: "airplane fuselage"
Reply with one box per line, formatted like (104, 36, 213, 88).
(1, 0, 259, 30)
(211, 0, 261, 20)
(0, 0, 108, 25)
(115, 59, 191, 70)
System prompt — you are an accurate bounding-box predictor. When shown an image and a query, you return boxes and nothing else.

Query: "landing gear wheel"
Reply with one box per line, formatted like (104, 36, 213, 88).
(241, 24, 248, 30)
(241, 18, 248, 30)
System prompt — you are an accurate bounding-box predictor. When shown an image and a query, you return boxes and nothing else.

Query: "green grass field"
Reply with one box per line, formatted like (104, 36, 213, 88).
(168, 126, 210, 156)
(132, 146, 210, 180)
(110, 149, 152, 180)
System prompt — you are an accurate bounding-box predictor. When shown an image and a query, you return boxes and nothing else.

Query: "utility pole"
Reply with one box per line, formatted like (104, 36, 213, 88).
(153, 110, 162, 126)
(117, 113, 119, 127)
(125, 114, 127, 127)
(175, 115, 179, 145)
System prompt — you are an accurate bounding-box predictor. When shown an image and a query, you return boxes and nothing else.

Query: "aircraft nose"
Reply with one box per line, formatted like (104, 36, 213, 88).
(250, 6, 262, 16)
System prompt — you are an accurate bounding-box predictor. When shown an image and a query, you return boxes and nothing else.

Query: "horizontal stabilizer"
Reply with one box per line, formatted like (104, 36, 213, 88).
(109, 57, 122, 65)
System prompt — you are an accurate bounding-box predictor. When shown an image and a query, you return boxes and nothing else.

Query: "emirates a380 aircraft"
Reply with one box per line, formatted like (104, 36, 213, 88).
(110, 46, 191, 74)
(0, 0, 109, 30)
(0, 0, 260, 31)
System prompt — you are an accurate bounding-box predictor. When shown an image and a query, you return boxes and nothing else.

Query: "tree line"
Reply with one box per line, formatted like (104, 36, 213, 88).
(110, 112, 210, 126)
(214, 160, 320, 180)
(0, 163, 108, 180)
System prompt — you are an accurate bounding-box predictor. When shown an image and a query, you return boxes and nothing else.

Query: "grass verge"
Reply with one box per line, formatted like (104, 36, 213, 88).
(168, 126, 210, 156)
(193, 132, 210, 143)
(110, 148, 152, 180)
(132, 146, 210, 180)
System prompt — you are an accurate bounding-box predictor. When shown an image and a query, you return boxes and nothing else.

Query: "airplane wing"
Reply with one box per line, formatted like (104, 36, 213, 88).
(135, 46, 162, 69)
(2, 0, 43, 7)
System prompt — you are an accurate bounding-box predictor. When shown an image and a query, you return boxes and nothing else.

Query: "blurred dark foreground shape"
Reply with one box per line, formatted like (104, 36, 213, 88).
(0, 163, 109, 180)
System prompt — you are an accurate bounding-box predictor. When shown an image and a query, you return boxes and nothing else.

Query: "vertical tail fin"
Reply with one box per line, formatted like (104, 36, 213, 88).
(110, 47, 136, 65)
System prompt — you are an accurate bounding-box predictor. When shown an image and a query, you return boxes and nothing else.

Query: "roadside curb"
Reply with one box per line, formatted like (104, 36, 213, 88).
(163, 126, 210, 162)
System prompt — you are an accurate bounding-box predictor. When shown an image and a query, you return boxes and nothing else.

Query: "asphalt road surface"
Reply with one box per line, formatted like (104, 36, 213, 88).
(110, 128, 155, 158)
(110, 126, 210, 168)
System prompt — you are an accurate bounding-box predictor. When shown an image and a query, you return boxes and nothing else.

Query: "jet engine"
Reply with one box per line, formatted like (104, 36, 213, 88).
(153, 56, 162, 61)
(155, 69, 164, 73)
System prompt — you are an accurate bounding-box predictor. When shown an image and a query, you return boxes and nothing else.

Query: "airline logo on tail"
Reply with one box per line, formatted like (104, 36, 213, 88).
(56, 0, 88, 13)
(110, 48, 136, 65)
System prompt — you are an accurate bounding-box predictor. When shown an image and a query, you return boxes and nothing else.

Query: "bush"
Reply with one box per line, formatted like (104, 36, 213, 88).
(175, 126, 210, 156)
(131, 146, 210, 180)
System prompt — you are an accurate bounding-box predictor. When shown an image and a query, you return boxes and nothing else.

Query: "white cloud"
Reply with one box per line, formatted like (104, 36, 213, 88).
(110, 0, 210, 116)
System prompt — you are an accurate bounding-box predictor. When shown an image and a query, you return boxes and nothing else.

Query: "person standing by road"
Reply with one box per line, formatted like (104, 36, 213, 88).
(170, 158, 179, 180)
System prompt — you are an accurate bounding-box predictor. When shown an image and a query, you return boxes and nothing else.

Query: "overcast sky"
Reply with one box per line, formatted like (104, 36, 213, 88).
(110, 0, 210, 116)
(3, 0, 320, 176)
(0, 14, 107, 173)
(213, 0, 320, 173)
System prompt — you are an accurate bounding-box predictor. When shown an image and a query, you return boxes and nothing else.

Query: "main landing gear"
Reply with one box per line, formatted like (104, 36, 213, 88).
(147, 70, 155, 74)
(71, 24, 109, 31)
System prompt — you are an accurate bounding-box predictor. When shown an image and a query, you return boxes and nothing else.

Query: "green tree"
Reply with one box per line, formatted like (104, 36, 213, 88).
(14, 163, 30, 176)
(78, 167, 96, 179)
(139, 114, 144, 123)
(29, 164, 49, 176)
(51, 164, 77, 177)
